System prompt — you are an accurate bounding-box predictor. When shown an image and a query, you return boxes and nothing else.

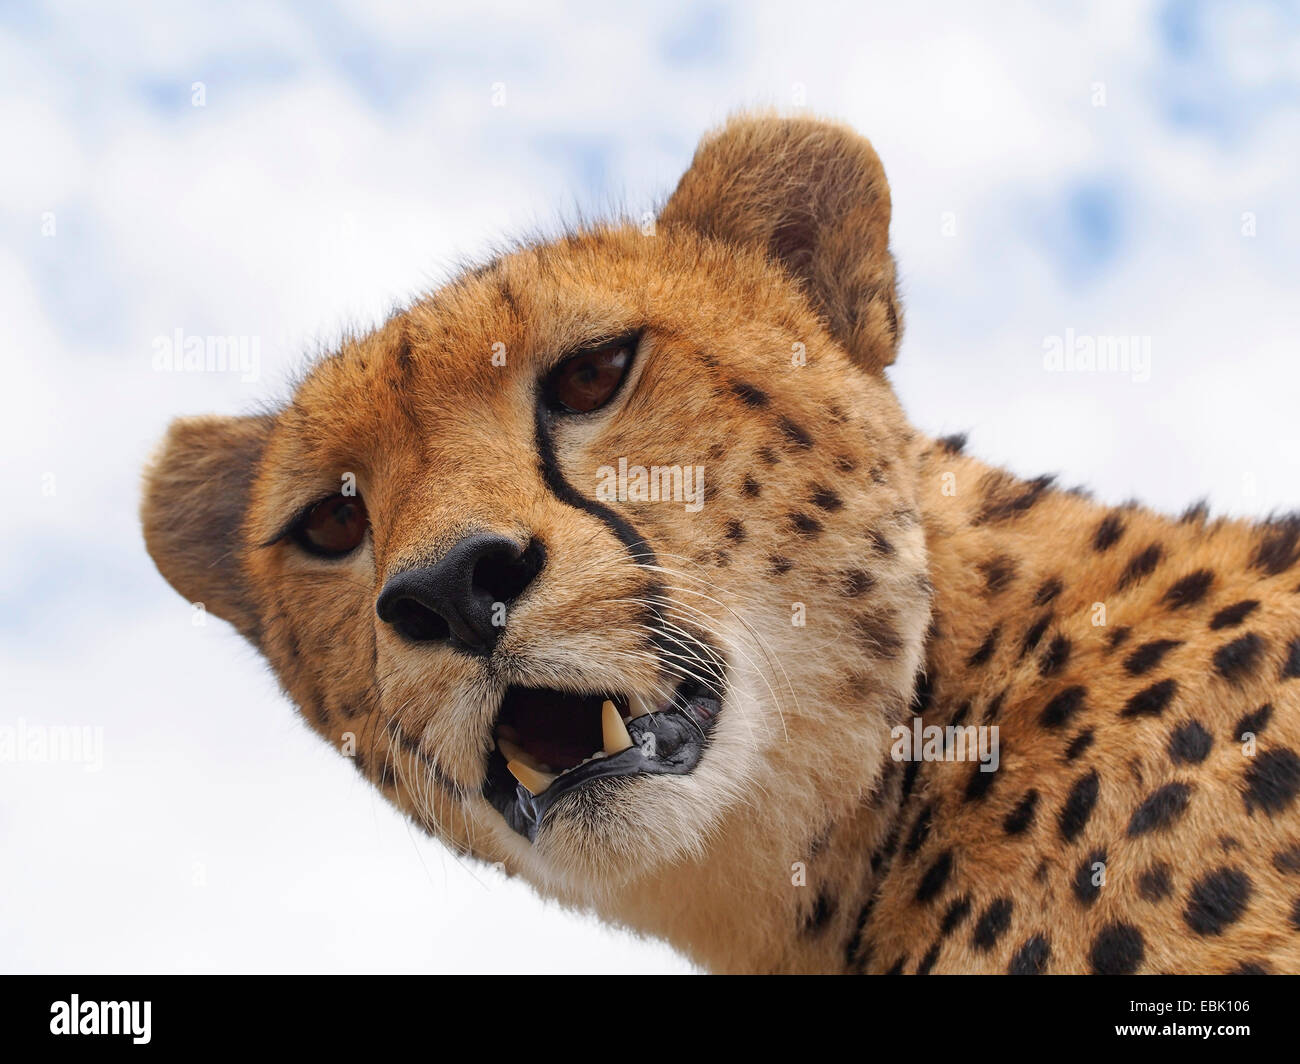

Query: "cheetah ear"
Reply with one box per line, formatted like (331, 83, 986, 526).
(141, 414, 272, 640)
(661, 113, 902, 374)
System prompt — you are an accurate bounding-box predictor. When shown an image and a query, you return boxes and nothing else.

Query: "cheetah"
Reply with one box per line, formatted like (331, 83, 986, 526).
(141, 114, 1300, 974)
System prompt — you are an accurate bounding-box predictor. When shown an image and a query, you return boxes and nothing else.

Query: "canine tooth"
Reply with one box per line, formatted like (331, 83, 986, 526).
(507, 760, 556, 796)
(498, 738, 550, 773)
(602, 699, 634, 754)
(627, 692, 655, 718)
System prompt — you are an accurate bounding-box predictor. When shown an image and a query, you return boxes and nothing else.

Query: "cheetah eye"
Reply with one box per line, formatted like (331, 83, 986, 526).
(291, 493, 369, 557)
(543, 336, 636, 413)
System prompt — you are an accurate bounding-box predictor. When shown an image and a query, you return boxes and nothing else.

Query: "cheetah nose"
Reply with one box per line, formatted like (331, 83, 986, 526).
(376, 533, 545, 655)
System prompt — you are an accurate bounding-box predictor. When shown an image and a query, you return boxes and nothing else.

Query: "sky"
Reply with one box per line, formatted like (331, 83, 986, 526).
(2, 0, 1298, 973)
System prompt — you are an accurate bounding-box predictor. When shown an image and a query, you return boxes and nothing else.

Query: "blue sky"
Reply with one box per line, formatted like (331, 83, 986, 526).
(2, 0, 1298, 972)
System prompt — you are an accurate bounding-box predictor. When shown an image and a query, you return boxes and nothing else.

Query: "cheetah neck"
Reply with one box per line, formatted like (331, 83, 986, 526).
(600, 438, 1101, 973)
(589, 437, 1297, 973)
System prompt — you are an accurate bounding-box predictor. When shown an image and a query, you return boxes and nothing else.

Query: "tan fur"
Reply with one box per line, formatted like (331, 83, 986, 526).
(141, 114, 1300, 974)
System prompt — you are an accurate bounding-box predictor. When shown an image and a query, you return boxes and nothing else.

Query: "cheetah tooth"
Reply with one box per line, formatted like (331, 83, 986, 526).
(498, 737, 547, 772)
(602, 699, 634, 753)
(507, 760, 556, 796)
(627, 692, 655, 718)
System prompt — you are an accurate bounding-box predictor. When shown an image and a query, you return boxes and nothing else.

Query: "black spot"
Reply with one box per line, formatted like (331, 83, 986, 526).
(1089, 923, 1145, 974)
(982, 689, 1007, 724)
(1124, 639, 1182, 676)
(804, 889, 837, 934)
(915, 942, 941, 975)
(975, 473, 1054, 525)
(1281, 636, 1300, 679)
(940, 895, 971, 936)
(936, 432, 967, 455)
(777, 415, 813, 450)
(1040, 685, 1087, 729)
(1169, 720, 1212, 764)
(1059, 769, 1100, 841)
(1210, 600, 1260, 630)
(768, 555, 794, 575)
(841, 569, 875, 596)
(1229, 961, 1271, 975)
(833, 454, 857, 473)
(1065, 729, 1095, 761)
(1004, 790, 1039, 835)
(844, 895, 876, 968)
(1121, 678, 1178, 719)
(1139, 863, 1172, 902)
(1117, 544, 1164, 590)
(967, 627, 1000, 667)
(1251, 515, 1300, 576)
(1184, 867, 1253, 935)
(788, 512, 823, 537)
(1039, 634, 1071, 676)
(972, 897, 1013, 951)
(882, 956, 906, 976)
(854, 612, 902, 659)
(757, 445, 780, 466)
(1214, 632, 1266, 684)
(729, 380, 769, 407)
(742, 476, 761, 498)
(1180, 499, 1210, 524)
(903, 804, 932, 856)
(1106, 625, 1132, 651)
(1162, 569, 1215, 609)
(1289, 897, 1300, 932)
(1008, 934, 1051, 975)
(979, 555, 1018, 594)
(1020, 613, 1053, 657)
(867, 529, 894, 556)
(1126, 782, 1192, 837)
(965, 762, 998, 802)
(1235, 703, 1273, 741)
(910, 670, 936, 715)
(1034, 577, 1064, 607)
(810, 485, 843, 512)
(723, 519, 746, 542)
(1072, 849, 1107, 905)
(915, 850, 954, 903)
(1093, 513, 1126, 552)
(1243, 748, 1300, 815)
(901, 759, 920, 803)
(1274, 846, 1300, 873)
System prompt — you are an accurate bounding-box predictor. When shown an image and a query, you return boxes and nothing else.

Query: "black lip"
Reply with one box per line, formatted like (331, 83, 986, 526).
(483, 684, 721, 843)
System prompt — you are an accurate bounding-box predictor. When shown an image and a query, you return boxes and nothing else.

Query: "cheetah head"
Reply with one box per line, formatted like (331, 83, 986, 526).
(142, 115, 931, 901)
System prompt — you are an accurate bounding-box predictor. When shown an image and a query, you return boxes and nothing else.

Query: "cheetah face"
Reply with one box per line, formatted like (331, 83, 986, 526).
(142, 116, 931, 895)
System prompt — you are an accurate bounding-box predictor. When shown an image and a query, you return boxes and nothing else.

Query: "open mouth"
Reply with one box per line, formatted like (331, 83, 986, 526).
(482, 678, 722, 842)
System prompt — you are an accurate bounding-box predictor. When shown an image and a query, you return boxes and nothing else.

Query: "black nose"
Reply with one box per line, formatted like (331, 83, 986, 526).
(376, 534, 545, 654)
